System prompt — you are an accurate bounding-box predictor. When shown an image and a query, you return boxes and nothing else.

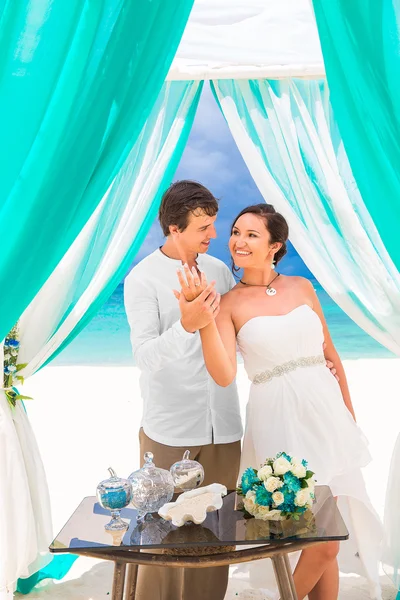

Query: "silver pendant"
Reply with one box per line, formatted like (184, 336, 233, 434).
(266, 287, 277, 296)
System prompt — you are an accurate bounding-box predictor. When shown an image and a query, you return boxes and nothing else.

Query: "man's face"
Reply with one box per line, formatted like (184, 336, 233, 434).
(176, 209, 217, 255)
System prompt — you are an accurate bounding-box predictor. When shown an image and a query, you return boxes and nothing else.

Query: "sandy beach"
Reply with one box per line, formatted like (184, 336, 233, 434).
(19, 359, 399, 599)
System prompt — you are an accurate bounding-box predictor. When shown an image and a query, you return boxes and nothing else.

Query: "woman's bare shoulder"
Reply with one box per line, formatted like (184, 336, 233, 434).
(220, 284, 244, 309)
(280, 274, 314, 291)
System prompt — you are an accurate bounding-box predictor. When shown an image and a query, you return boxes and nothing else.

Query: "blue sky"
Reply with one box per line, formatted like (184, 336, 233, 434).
(133, 82, 313, 280)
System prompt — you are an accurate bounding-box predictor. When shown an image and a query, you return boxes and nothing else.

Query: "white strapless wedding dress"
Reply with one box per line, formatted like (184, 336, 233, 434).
(236, 305, 383, 599)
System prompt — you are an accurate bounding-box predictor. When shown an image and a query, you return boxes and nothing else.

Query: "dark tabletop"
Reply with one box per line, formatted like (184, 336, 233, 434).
(50, 485, 348, 554)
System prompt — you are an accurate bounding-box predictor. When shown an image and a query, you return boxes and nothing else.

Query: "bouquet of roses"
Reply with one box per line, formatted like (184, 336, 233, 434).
(237, 452, 316, 521)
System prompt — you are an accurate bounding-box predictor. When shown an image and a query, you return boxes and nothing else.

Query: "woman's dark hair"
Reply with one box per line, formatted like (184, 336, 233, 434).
(231, 204, 289, 274)
(158, 180, 219, 236)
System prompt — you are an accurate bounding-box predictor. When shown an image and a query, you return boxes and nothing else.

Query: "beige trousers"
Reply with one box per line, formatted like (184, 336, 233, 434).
(135, 428, 241, 600)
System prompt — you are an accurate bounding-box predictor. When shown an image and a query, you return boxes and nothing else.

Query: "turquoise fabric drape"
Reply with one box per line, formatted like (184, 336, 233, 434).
(51, 85, 203, 364)
(212, 78, 400, 355)
(312, 0, 400, 271)
(16, 79, 202, 593)
(39, 81, 203, 368)
(16, 555, 78, 595)
(0, 0, 194, 342)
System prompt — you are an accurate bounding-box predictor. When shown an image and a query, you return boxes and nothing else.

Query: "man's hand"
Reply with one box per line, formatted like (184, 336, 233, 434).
(326, 359, 338, 381)
(173, 284, 220, 333)
(323, 343, 339, 381)
(176, 264, 208, 301)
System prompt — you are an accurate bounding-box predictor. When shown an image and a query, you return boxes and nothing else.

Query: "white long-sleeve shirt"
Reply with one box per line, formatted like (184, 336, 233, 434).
(124, 249, 243, 447)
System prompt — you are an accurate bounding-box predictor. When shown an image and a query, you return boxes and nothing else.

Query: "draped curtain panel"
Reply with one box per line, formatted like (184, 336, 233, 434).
(0, 349, 51, 594)
(383, 430, 400, 594)
(312, 0, 400, 272)
(18, 80, 202, 375)
(1, 80, 201, 594)
(212, 78, 400, 355)
(0, 0, 194, 342)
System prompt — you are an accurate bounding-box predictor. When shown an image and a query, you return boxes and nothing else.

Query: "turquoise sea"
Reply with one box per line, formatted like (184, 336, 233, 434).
(52, 278, 394, 366)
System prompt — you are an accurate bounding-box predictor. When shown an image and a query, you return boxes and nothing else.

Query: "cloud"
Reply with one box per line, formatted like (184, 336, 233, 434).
(174, 83, 251, 193)
(126, 82, 313, 280)
(176, 144, 238, 189)
(189, 84, 233, 148)
(130, 221, 164, 269)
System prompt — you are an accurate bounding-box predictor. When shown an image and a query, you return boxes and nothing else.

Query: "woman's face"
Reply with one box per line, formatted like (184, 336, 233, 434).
(229, 212, 279, 269)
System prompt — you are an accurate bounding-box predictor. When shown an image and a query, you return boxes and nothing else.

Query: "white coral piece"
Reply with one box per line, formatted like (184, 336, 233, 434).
(158, 483, 227, 527)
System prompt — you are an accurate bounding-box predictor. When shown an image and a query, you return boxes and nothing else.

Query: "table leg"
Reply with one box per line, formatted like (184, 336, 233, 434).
(283, 554, 297, 599)
(112, 561, 127, 600)
(271, 553, 298, 600)
(124, 563, 138, 599)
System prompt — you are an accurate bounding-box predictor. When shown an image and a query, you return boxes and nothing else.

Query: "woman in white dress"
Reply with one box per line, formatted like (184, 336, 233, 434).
(176, 204, 382, 600)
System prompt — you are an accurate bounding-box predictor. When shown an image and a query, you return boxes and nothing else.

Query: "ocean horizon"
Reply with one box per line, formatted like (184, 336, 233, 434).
(52, 276, 394, 367)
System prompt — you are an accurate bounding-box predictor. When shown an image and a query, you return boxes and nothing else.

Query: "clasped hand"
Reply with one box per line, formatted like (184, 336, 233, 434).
(173, 264, 220, 333)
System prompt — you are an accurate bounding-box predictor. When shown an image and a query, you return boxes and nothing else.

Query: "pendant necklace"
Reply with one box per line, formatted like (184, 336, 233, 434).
(240, 272, 280, 296)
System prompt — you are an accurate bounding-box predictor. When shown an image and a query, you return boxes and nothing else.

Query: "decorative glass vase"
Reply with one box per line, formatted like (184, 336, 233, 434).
(170, 450, 204, 491)
(96, 468, 132, 531)
(128, 452, 174, 519)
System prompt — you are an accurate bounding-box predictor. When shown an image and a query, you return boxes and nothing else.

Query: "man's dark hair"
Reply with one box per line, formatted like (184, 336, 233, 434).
(158, 180, 219, 236)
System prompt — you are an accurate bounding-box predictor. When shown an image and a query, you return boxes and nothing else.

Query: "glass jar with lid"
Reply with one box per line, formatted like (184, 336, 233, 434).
(96, 468, 132, 530)
(128, 452, 174, 519)
(170, 450, 204, 491)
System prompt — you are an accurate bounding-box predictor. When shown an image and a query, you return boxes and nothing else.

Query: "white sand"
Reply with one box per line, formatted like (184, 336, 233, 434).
(16, 359, 399, 599)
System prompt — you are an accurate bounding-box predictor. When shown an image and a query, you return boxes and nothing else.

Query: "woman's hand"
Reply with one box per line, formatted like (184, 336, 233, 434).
(176, 263, 209, 301)
(173, 284, 221, 333)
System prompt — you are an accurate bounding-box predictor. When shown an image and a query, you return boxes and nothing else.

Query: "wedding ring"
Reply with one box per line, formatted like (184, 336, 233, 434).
(195, 283, 200, 287)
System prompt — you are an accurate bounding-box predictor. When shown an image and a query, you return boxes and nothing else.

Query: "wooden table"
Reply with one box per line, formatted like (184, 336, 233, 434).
(50, 486, 348, 600)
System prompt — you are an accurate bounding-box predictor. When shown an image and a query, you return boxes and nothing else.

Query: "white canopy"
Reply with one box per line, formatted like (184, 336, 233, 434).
(167, 0, 325, 81)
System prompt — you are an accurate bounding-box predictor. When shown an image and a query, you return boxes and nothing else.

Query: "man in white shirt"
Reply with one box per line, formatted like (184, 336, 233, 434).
(124, 180, 242, 600)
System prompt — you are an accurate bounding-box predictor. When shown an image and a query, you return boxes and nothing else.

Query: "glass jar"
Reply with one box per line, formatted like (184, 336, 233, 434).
(128, 452, 174, 519)
(96, 468, 132, 531)
(170, 450, 204, 491)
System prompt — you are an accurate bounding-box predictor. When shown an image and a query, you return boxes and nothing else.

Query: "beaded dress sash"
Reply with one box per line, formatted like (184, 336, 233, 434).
(252, 355, 325, 385)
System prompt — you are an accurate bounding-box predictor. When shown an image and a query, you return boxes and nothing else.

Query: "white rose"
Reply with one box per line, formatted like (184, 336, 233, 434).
(257, 465, 273, 480)
(295, 489, 311, 507)
(254, 505, 271, 520)
(264, 476, 283, 493)
(307, 478, 315, 492)
(291, 463, 307, 478)
(272, 491, 284, 506)
(265, 508, 283, 521)
(244, 490, 257, 515)
(273, 456, 291, 475)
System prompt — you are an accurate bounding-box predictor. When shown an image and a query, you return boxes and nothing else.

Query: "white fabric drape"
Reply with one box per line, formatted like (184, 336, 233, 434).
(383, 433, 400, 590)
(0, 342, 52, 594)
(167, 0, 325, 80)
(212, 78, 400, 355)
(213, 77, 389, 598)
(0, 81, 201, 593)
